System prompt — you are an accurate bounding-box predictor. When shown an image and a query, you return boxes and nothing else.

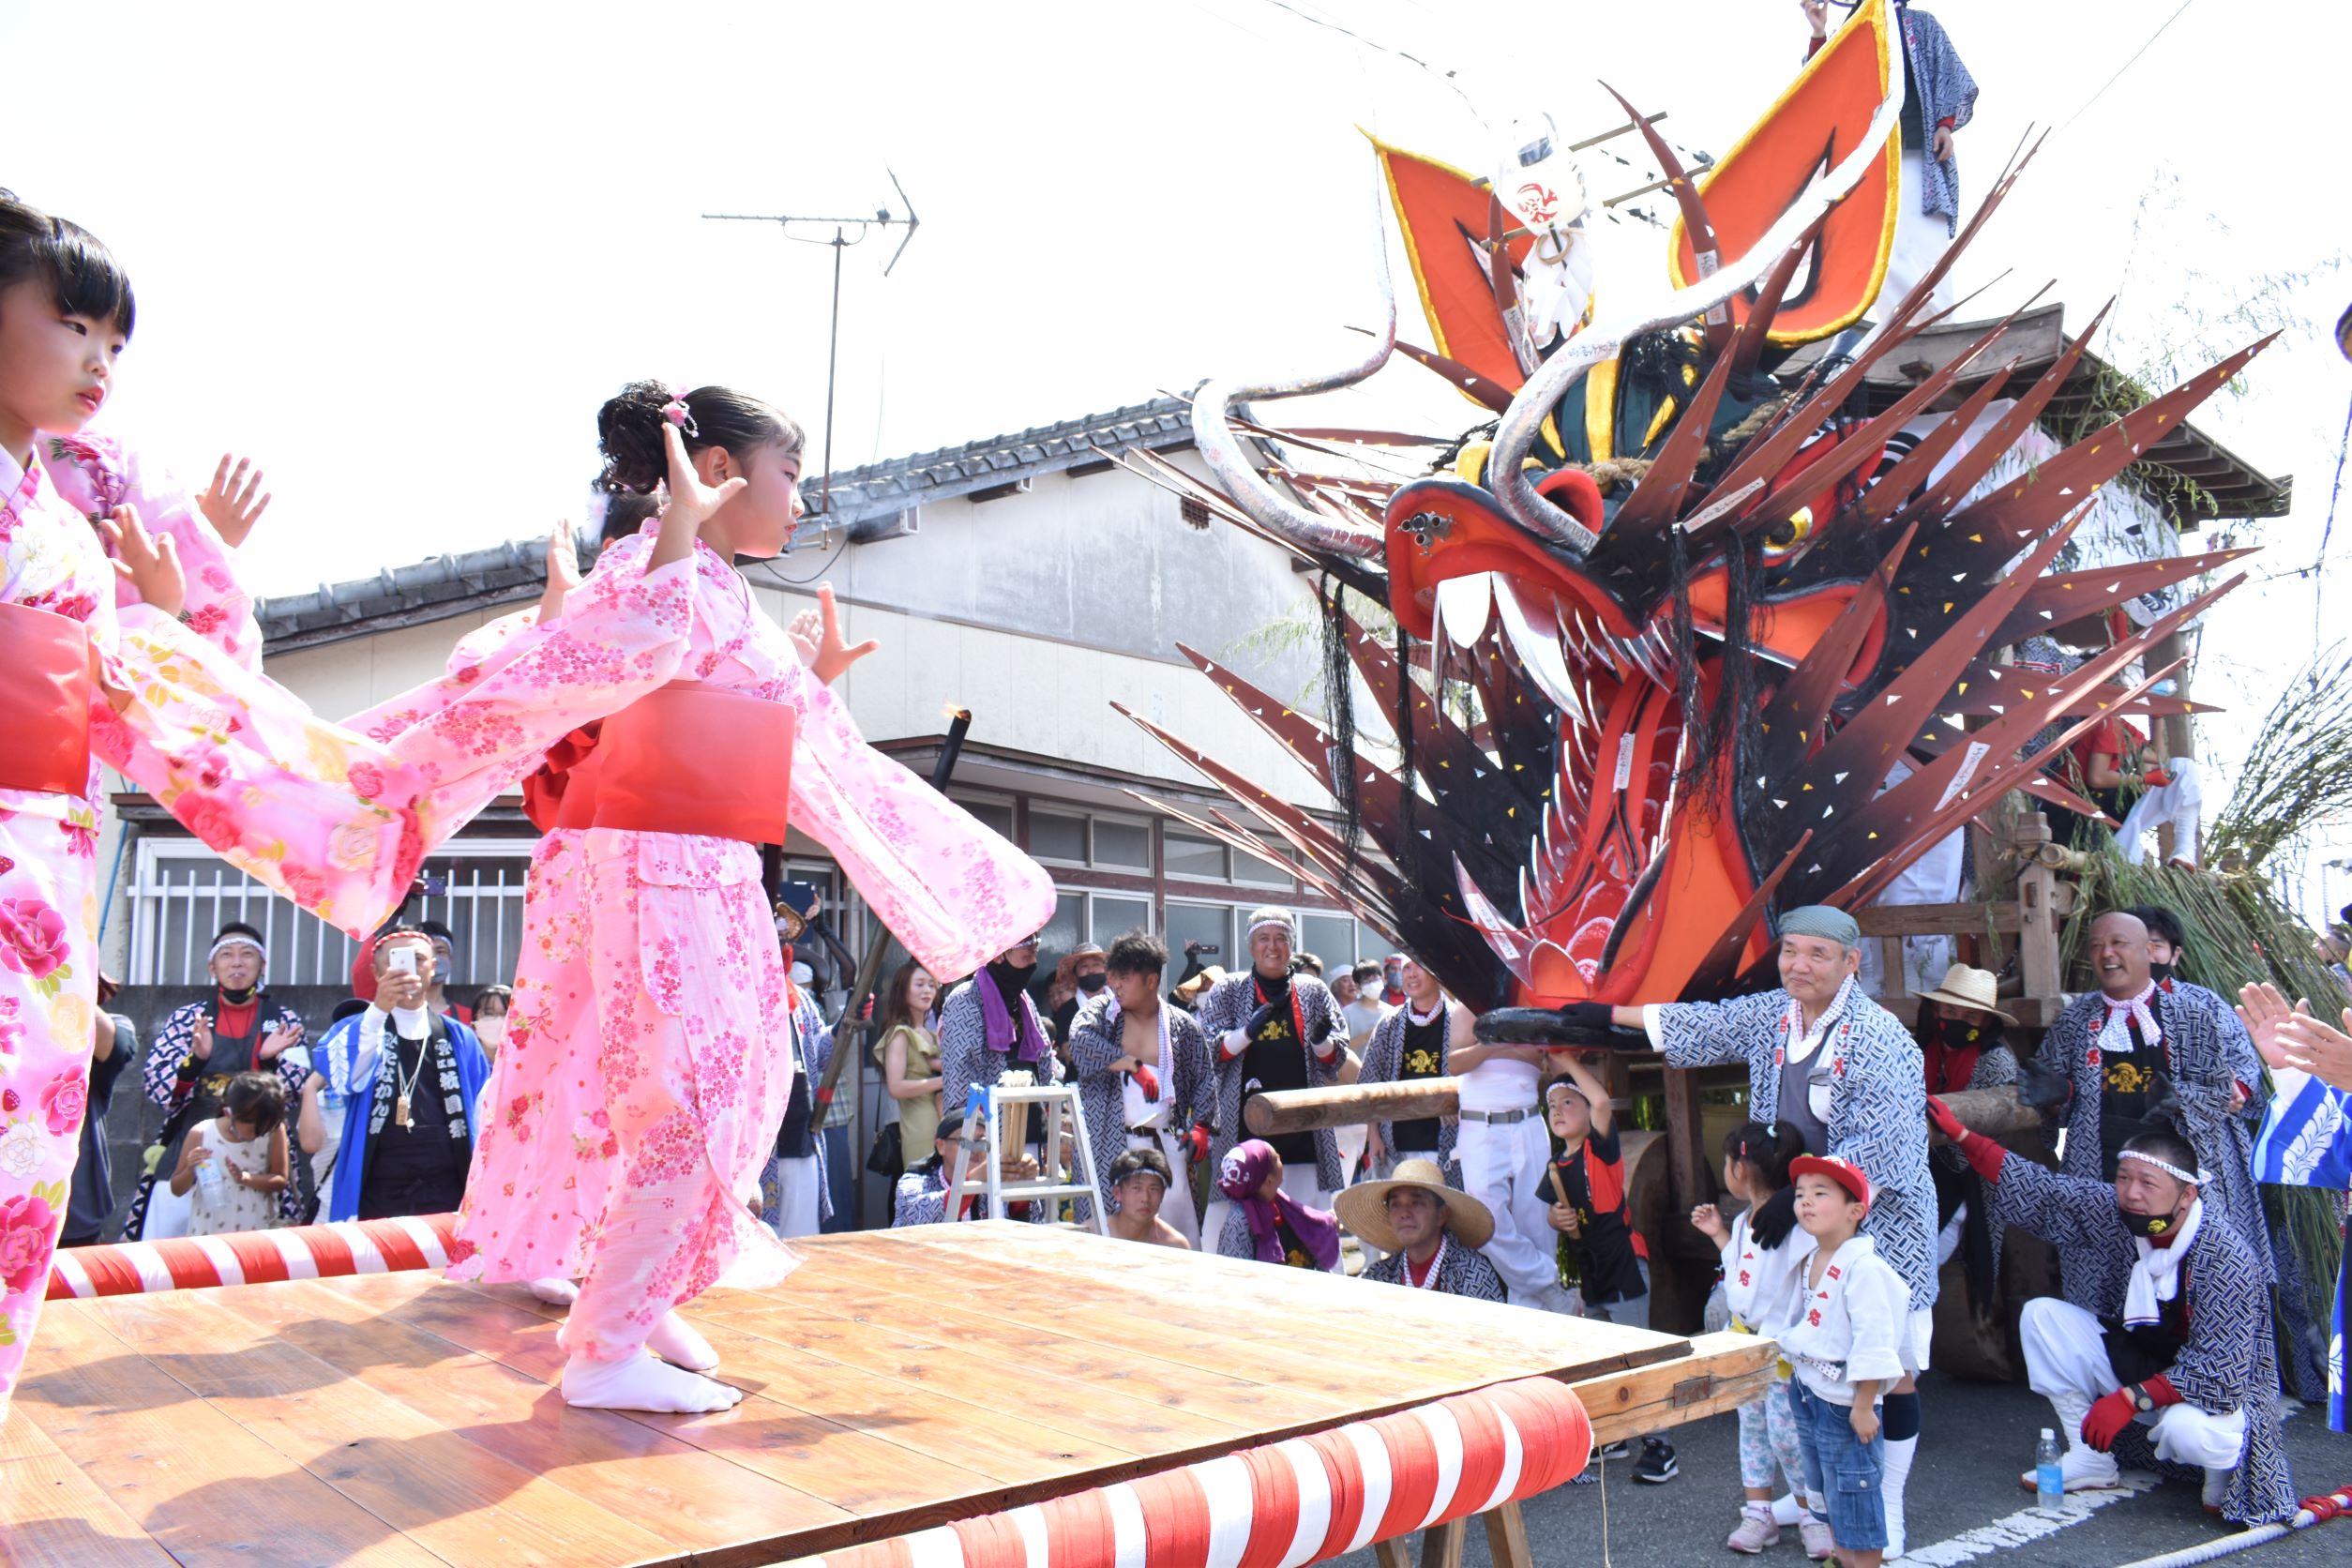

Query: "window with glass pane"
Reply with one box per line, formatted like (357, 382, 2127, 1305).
(1299, 914, 1355, 971)
(1091, 895, 1151, 944)
(1035, 893, 1085, 992)
(1232, 845, 1291, 886)
(1030, 810, 1087, 863)
(1163, 901, 1231, 969)
(1093, 817, 1152, 870)
(1164, 830, 1227, 881)
(958, 798, 1015, 842)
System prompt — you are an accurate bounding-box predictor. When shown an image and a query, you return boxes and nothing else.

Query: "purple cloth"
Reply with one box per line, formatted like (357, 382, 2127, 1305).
(1217, 1138, 1341, 1270)
(979, 965, 1048, 1065)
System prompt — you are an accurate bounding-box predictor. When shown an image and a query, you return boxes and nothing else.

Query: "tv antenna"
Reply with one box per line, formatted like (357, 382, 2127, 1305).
(704, 169, 921, 522)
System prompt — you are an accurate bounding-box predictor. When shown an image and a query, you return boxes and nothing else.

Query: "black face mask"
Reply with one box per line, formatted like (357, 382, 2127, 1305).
(988, 957, 1038, 994)
(1076, 972, 1108, 994)
(2119, 1203, 2179, 1241)
(1932, 1017, 1983, 1049)
(2148, 961, 2176, 985)
(219, 983, 257, 1005)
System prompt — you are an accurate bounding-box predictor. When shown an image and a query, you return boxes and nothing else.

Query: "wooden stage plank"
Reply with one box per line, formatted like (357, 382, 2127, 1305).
(0, 1404, 175, 1568)
(223, 1275, 852, 1554)
(12, 1305, 446, 1567)
(7, 1222, 1757, 1568)
(83, 1289, 681, 1567)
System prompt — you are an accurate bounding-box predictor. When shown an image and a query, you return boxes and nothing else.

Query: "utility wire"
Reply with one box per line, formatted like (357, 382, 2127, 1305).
(2058, 0, 2196, 133)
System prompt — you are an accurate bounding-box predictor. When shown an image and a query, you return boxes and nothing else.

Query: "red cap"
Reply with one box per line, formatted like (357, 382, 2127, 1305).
(1790, 1153, 1872, 1213)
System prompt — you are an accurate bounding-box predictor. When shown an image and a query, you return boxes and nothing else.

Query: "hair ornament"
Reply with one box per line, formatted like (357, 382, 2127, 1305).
(660, 386, 699, 437)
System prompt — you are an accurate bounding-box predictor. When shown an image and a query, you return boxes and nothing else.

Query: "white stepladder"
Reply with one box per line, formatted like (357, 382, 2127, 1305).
(946, 1073, 1109, 1235)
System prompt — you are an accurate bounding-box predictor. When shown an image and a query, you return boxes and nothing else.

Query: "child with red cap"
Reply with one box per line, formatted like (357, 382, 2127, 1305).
(1779, 1154, 1912, 1566)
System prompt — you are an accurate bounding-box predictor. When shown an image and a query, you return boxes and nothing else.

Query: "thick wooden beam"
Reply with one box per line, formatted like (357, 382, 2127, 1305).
(1934, 1085, 2046, 1141)
(1571, 1331, 1780, 1443)
(1854, 900, 2022, 938)
(1245, 1078, 1463, 1135)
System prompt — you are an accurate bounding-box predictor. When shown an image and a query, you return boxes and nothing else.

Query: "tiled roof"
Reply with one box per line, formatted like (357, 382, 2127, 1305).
(256, 396, 1195, 650)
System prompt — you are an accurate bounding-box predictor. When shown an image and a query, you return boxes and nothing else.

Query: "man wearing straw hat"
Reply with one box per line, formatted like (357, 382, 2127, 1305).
(1910, 963, 2018, 1313)
(1340, 1158, 1506, 1302)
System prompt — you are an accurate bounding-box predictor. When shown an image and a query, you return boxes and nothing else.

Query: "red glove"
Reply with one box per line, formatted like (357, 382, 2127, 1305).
(2139, 1374, 2180, 1410)
(1132, 1063, 1162, 1101)
(1184, 1123, 1213, 1164)
(1928, 1097, 2007, 1182)
(2142, 767, 2174, 789)
(2081, 1389, 2138, 1452)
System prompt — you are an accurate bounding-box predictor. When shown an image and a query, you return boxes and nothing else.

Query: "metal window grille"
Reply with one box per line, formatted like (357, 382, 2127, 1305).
(128, 838, 536, 988)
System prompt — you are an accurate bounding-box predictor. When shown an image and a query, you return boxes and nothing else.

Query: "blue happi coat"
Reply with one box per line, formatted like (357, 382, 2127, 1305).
(2254, 1067, 2350, 1433)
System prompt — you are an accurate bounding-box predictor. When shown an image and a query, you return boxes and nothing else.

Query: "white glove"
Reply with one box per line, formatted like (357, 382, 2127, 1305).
(1221, 1027, 1250, 1061)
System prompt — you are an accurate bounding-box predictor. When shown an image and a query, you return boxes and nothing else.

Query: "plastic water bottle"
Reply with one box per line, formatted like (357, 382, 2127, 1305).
(194, 1151, 228, 1208)
(2035, 1428, 2063, 1512)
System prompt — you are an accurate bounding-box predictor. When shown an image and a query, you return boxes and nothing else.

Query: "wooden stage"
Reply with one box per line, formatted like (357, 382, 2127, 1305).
(3, 1223, 1772, 1568)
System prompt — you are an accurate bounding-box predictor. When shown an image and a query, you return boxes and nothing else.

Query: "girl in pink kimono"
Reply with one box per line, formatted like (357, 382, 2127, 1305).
(0, 196, 445, 1419)
(369, 382, 1053, 1412)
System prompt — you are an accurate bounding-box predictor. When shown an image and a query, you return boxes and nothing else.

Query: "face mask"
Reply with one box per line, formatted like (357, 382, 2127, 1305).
(989, 957, 1038, 992)
(2148, 961, 2176, 985)
(475, 1017, 507, 1048)
(1076, 972, 1108, 994)
(433, 957, 454, 984)
(1932, 1017, 1983, 1048)
(2119, 1203, 2178, 1240)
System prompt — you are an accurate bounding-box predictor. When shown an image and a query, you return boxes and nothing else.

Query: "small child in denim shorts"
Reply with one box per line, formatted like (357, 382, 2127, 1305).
(1778, 1154, 1912, 1567)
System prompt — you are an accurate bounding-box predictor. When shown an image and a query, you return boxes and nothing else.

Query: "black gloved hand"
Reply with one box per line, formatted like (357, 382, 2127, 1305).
(1475, 1001, 1643, 1048)
(1244, 1001, 1294, 1046)
(2014, 1055, 2074, 1114)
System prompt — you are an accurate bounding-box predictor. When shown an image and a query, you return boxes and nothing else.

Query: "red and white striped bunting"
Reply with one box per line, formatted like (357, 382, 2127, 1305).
(46, 1213, 460, 1300)
(816, 1375, 1591, 1568)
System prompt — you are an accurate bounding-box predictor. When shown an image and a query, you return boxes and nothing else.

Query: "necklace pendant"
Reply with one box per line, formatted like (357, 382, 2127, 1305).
(395, 1094, 412, 1129)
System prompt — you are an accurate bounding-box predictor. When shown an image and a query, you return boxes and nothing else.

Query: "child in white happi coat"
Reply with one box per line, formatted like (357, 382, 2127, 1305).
(1779, 1154, 1912, 1568)
(1691, 1121, 1813, 1556)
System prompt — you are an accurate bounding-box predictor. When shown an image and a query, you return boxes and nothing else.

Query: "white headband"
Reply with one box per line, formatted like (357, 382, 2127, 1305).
(1246, 914, 1296, 940)
(209, 935, 265, 964)
(2119, 1149, 2209, 1186)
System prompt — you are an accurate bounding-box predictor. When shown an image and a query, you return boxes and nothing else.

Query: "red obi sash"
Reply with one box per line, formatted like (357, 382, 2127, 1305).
(0, 600, 94, 796)
(522, 683, 793, 844)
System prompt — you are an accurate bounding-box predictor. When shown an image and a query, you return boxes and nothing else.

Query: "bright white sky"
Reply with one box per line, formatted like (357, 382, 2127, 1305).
(9, 1, 2348, 903)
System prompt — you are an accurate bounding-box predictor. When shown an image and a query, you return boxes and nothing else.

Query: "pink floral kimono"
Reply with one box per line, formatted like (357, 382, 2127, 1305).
(0, 451, 423, 1415)
(369, 532, 1053, 1360)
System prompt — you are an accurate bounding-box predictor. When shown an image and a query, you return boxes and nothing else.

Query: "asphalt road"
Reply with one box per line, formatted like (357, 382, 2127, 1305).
(1332, 1371, 2350, 1568)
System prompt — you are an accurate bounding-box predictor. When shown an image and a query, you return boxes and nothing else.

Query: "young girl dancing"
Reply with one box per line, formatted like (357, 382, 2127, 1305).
(0, 194, 437, 1418)
(369, 381, 1051, 1411)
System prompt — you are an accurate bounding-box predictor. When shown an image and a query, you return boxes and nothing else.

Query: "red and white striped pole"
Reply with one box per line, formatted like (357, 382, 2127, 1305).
(815, 1375, 1592, 1568)
(47, 1213, 461, 1299)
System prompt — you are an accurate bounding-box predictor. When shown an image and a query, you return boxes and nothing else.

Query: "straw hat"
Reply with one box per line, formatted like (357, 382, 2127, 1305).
(1171, 964, 1228, 1004)
(1334, 1159, 1496, 1252)
(1913, 963, 2016, 1026)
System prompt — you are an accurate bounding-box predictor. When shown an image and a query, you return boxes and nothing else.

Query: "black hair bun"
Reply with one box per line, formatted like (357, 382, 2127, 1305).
(596, 379, 675, 494)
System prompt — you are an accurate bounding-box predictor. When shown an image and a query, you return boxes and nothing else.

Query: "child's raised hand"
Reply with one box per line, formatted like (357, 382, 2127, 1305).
(790, 583, 878, 686)
(537, 518, 582, 623)
(100, 505, 187, 619)
(196, 454, 273, 547)
(646, 421, 745, 573)
(1690, 1202, 1728, 1244)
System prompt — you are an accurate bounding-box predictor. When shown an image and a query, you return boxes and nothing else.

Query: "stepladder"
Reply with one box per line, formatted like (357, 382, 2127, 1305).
(946, 1074, 1109, 1234)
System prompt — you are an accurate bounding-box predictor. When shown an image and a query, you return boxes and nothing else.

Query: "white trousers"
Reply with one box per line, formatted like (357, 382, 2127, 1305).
(1880, 150, 1954, 321)
(1203, 1165, 1337, 1271)
(1125, 1127, 1200, 1247)
(2117, 757, 2205, 867)
(2020, 1296, 2245, 1469)
(772, 1153, 823, 1240)
(1458, 1114, 1574, 1311)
